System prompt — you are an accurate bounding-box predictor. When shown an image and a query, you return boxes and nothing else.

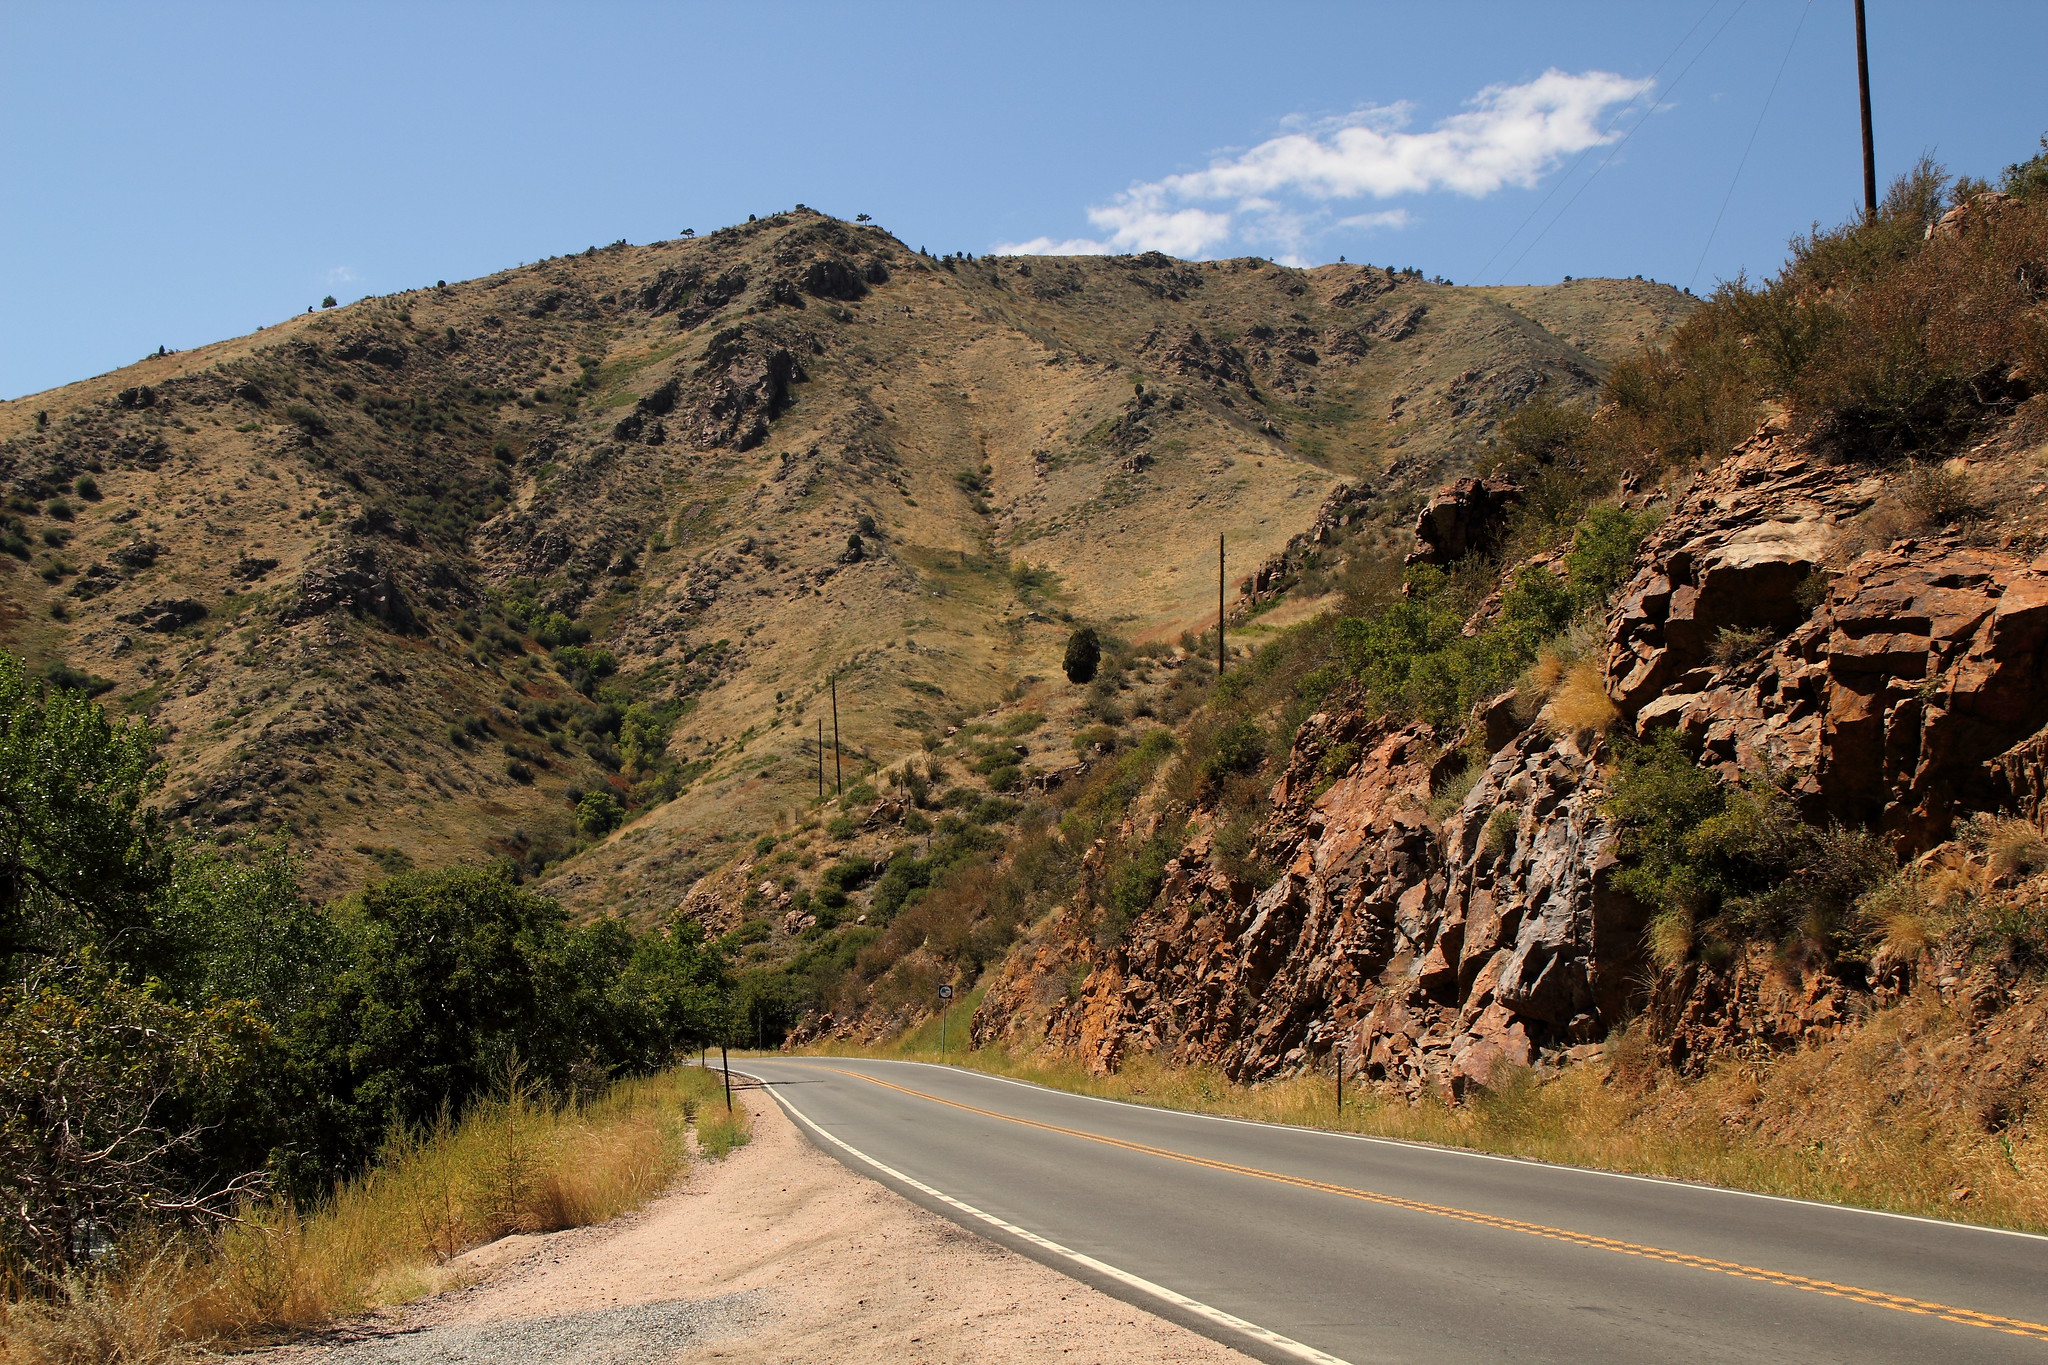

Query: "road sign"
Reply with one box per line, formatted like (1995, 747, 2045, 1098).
(938, 984, 954, 1000)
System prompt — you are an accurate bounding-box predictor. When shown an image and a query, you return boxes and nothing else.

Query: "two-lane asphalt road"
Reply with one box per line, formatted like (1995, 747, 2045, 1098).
(737, 1057, 2048, 1364)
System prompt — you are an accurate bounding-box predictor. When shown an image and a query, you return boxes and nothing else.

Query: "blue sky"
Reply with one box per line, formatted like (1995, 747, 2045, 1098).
(3, 1, 2043, 400)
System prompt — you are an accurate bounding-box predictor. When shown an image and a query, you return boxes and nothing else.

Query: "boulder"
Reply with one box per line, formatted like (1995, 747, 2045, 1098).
(1407, 475, 1523, 567)
(116, 598, 207, 632)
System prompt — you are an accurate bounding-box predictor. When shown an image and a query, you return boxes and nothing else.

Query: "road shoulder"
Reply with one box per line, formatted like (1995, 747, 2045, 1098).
(247, 1076, 1257, 1365)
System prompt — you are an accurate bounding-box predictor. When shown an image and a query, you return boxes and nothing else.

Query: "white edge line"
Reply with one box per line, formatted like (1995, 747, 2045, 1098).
(762, 1057, 2048, 1246)
(735, 1065, 1356, 1365)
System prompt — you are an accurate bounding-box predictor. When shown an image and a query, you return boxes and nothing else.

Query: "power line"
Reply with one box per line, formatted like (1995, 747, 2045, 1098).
(1687, 0, 1814, 293)
(1470, 0, 1722, 285)
(1492, 0, 1752, 286)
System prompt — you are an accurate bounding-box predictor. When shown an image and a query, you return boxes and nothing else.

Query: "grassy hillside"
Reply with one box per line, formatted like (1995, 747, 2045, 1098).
(0, 212, 1688, 912)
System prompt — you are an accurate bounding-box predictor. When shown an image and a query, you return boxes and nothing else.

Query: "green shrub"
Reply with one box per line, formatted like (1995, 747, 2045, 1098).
(39, 662, 113, 697)
(1063, 627, 1101, 685)
(282, 403, 329, 437)
(534, 612, 590, 649)
(1606, 732, 1894, 966)
(1484, 806, 1518, 855)
(1202, 719, 1266, 784)
(575, 790, 625, 837)
(1094, 821, 1184, 949)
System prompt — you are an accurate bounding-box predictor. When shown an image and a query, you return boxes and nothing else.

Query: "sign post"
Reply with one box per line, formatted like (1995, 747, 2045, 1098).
(938, 982, 954, 1060)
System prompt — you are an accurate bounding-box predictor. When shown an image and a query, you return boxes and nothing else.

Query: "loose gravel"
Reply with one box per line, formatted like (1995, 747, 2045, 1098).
(274, 1291, 765, 1365)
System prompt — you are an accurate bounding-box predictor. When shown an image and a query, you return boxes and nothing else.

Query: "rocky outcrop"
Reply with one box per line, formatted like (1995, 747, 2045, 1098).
(978, 705, 1642, 1098)
(116, 598, 207, 632)
(283, 544, 419, 633)
(1407, 475, 1522, 566)
(685, 327, 805, 451)
(1608, 436, 2048, 848)
(1155, 327, 1253, 392)
(1240, 484, 1375, 608)
(979, 424, 2048, 1097)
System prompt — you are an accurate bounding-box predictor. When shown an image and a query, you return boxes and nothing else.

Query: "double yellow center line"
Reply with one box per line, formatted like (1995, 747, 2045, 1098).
(818, 1065, 2048, 1346)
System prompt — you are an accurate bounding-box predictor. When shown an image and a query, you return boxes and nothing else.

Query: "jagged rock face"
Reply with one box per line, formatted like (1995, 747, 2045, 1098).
(979, 427, 2048, 1094)
(1406, 474, 1522, 567)
(1645, 948, 1858, 1073)
(1607, 437, 1874, 710)
(1608, 436, 2048, 849)
(978, 710, 1643, 1097)
(685, 326, 805, 451)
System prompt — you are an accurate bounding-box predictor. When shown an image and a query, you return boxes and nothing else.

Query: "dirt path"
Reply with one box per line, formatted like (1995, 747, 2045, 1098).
(256, 1079, 1255, 1364)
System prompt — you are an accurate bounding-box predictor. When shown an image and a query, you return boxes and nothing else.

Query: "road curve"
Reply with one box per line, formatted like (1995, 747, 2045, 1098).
(734, 1056, 2048, 1365)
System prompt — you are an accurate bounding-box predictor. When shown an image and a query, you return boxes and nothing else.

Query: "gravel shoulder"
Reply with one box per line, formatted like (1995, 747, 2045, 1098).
(250, 1075, 1254, 1365)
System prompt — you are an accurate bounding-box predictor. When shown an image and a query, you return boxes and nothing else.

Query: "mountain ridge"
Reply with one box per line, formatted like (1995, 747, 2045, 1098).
(0, 209, 1691, 909)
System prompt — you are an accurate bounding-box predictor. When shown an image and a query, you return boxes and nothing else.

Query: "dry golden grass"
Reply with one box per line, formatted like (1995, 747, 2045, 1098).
(1985, 817, 2048, 883)
(0, 1066, 735, 1365)
(812, 982, 2048, 1236)
(1544, 659, 1618, 737)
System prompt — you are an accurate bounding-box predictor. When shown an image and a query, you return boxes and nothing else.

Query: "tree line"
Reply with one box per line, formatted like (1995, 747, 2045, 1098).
(0, 650, 734, 1282)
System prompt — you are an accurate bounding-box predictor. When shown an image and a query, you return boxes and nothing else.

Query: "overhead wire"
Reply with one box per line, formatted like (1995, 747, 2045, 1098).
(1490, 0, 1751, 285)
(1469, 0, 1722, 286)
(1687, 0, 1815, 292)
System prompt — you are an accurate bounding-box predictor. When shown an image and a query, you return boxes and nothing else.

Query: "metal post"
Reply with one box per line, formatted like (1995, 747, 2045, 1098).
(1854, 0, 1876, 220)
(830, 674, 843, 795)
(1335, 1046, 1343, 1116)
(720, 1043, 732, 1112)
(939, 1003, 946, 1059)
(1217, 534, 1226, 677)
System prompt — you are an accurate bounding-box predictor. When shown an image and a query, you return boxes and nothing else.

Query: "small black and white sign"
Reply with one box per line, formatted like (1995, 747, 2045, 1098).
(937, 983, 954, 1000)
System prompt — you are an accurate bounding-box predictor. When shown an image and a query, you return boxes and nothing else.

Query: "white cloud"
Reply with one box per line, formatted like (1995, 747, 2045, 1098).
(1336, 209, 1414, 232)
(325, 266, 358, 287)
(996, 69, 1650, 260)
(997, 235, 1116, 256)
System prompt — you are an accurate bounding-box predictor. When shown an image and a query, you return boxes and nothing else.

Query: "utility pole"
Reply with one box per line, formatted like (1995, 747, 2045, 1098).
(816, 717, 824, 800)
(1854, 0, 1876, 220)
(1217, 534, 1226, 678)
(720, 1043, 732, 1112)
(829, 674, 843, 795)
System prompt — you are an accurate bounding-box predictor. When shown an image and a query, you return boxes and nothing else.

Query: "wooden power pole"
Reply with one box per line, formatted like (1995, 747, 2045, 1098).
(1854, 0, 1876, 219)
(1217, 535, 1226, 678)
(815, 717, 824, 800)
(830, 674, 844, 795)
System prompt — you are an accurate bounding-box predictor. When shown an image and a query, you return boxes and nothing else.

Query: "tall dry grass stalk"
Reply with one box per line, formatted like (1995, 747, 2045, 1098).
(813, 987, 2048, 1236)
(1, 1066, 732, 1364)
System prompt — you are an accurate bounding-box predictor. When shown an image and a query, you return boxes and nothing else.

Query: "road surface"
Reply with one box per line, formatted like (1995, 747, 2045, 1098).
(737, 1056, 2048, 1365)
